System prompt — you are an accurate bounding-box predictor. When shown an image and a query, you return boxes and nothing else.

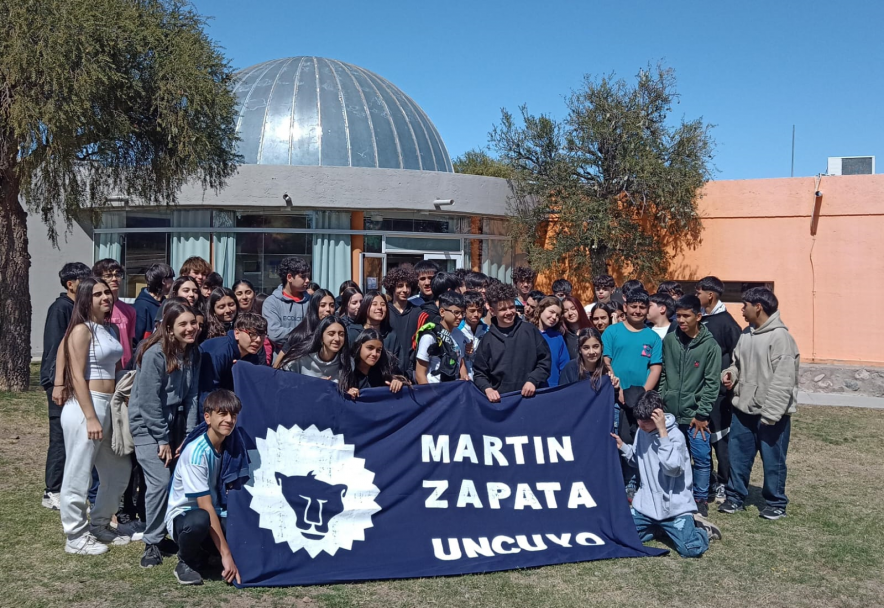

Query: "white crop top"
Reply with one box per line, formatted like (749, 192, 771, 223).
(85, 322, 123, 381)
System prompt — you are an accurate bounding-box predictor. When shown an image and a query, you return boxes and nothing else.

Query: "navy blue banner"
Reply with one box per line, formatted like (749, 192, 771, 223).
(229, 364, 666, 587)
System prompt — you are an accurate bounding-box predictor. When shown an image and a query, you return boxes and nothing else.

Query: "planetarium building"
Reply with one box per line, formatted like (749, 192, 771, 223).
(28, 57, 515, 352)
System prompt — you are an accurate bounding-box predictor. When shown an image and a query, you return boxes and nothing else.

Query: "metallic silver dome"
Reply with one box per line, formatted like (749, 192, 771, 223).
(232, 57, 453, 172)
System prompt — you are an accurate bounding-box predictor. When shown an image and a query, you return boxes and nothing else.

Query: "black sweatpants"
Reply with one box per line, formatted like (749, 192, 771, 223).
(44, 388, 66, 494)
(709, 394, 732, 487)
(172, 509, 226, 566)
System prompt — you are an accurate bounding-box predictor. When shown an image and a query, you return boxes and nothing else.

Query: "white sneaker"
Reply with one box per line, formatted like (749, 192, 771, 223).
(90, 524, 131, 546)
(42, 492, 61, 510)
(116, 520, 145, 542)
(65, 533, 109, 555)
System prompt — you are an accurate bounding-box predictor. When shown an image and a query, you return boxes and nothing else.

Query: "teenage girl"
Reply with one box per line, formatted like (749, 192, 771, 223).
(340, 329, 409, 399)
(128, 301, 201, 569)
(559, 327, 621, 396)
(346, 290, 403, 369)
(232, 279, 256, 313)
(531, 296, 569, 387)
(56, 278, 133, 555)
(337, 287, 363, 327)
(561, 295, 592, 359)
(273, 289, 336, 368)
(278, 315, 351, 382)
(591, 301, 622, 333)
(205, 287, 237, 339)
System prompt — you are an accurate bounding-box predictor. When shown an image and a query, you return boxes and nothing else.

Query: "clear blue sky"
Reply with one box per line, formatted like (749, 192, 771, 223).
(192, 0, 883, 180)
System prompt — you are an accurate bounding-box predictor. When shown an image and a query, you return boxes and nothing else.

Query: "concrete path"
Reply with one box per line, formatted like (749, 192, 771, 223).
(799, 391, 884, 410)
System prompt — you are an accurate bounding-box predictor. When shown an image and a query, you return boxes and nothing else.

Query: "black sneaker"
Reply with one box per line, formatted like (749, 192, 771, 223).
(718, 499, 746, 514)
(759, 506, 787, 520)
(695, 500, 709, 518)
(711, 483, 727, 504)
(140, 543, 163, 568)
(175, 560, 204, 585)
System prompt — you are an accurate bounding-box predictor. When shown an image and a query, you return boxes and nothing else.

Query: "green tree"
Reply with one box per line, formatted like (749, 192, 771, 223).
(453, 148, 512, 178)
(0, 0, 240, 391)
(490, 64, 713, 281)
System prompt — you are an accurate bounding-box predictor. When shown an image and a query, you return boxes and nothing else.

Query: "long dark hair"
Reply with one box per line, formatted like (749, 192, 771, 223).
(577, 327, 612, 389)
(232, 279, 256, 312)
(279, 315, 352, 375)
(61, 278, 111, 402)
(135, 301, 199, 374)
(562, 295, 592, 331)
(171, 275, 204, 311)
(274, 289, 335, 368)
(337, 287, 363, 319)
(354, 290, 391, 333)
(205, 287, 237, 339)
(339, 328, 397, 392)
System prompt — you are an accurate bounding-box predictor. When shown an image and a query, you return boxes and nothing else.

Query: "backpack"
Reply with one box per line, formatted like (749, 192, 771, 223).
(411, 321, 459, 381)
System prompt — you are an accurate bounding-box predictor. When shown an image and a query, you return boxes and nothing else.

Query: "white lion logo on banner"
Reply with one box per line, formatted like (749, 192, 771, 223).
(246, 425, 381, 557)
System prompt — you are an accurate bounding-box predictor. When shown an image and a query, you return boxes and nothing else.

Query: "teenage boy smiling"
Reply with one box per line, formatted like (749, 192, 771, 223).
(602, 290, 663, 394)
(472, 283, 551, 402)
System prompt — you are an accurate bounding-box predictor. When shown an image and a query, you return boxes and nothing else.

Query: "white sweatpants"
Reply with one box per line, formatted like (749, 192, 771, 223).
(59, 391, 132, 540)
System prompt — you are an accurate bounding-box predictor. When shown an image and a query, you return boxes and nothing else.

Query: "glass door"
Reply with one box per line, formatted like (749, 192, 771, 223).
(361, 253, 386, 292)
(423, 252, 463, 273)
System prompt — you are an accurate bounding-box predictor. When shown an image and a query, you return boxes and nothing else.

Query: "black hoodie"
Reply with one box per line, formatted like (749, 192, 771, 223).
(39, 293, 75, 388)
(134, 287, 163, 347)
(388, 301, 421, 365)
(472, 317, 552, 394)
(701, 309, 742, 371)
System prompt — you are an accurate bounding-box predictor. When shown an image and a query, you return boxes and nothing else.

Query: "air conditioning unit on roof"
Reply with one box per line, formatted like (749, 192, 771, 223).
(827, 156, 875, 175)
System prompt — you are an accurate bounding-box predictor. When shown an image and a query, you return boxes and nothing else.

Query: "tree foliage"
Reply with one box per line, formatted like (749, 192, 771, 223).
(490, 64, 714, 280)
(453, 148, 512, 179)
(0, 0, 240, 390)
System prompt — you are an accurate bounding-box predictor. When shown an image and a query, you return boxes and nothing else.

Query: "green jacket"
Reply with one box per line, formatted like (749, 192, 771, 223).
(659, 325, 722, 425)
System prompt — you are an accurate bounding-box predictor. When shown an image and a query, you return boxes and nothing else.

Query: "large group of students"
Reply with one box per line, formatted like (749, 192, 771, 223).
(39, 254, 800, 584)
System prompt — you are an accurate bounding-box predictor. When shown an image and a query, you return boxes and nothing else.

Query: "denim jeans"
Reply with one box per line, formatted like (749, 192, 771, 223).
(726, 409, 791, 509)
(679, 423, 712, 503)
(632, 508, 709, 558)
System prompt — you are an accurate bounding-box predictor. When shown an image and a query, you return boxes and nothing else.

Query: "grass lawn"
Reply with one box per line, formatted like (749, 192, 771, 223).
(3, 377, 883, 608)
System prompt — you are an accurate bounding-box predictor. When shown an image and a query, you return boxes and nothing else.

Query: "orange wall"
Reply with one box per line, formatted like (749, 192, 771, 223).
(671, 174, 884, 366)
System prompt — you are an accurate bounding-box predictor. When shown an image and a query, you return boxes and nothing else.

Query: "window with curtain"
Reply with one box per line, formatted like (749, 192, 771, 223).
(311, 211, 351, 293)
(95, 211, 125, 263)
(212, 211, 236, 287)
(171, 210, 212, 277)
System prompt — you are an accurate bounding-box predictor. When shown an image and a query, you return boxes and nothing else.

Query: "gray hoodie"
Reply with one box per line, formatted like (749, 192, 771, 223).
(618, 413, 697, 521)
(281, 352, 342, 382)
(722, 310, 799, 424)
(263, 285, 311, 348)
(128, 343, 200, 447)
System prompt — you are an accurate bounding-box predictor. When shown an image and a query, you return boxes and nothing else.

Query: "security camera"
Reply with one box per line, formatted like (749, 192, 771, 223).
(283, 193, 293, 205)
